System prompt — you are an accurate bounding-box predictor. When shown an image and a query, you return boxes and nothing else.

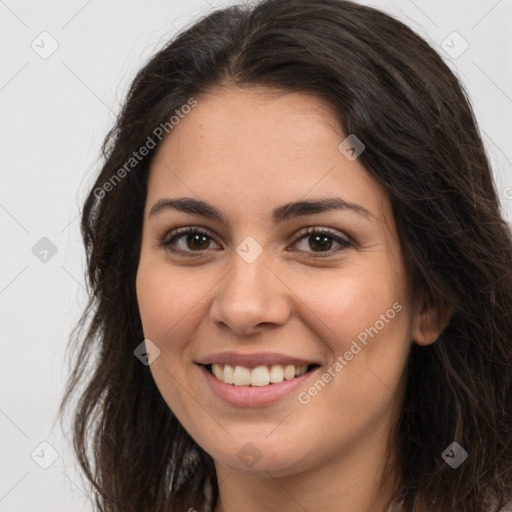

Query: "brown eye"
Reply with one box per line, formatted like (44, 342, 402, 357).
(292, 227, 352, 257)
(184, 232, 210, 251)
(161, 227, 220, 256)
(308, 234, 335, 252)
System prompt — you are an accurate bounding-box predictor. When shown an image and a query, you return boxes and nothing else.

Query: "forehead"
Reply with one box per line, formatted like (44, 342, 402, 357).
(146, 86, 390, 224)
(166, 85, 343, 160)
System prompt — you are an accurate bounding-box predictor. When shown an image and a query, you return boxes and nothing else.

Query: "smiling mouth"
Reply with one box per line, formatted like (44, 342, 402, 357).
(203, 363, 320, 387)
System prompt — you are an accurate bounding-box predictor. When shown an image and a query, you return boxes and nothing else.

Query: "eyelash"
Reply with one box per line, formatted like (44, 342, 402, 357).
(160, 226, 353, 259)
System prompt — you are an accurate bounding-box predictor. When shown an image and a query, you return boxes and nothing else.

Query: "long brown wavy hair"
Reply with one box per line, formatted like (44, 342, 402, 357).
(59, 0, 512, 510)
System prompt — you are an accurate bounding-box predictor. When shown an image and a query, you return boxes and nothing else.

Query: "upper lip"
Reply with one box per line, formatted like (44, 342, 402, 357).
(195, 351, 320, 368)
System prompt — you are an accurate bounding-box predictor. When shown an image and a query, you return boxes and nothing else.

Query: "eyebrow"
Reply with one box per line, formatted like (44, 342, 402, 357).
(149, 197, 373, 224)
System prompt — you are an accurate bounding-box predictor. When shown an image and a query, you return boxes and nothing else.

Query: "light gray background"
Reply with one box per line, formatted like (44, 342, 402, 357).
(1, 0, 511, 510)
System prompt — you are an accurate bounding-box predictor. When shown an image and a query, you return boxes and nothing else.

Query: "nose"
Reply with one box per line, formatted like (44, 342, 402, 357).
(209, 250, 292, 336)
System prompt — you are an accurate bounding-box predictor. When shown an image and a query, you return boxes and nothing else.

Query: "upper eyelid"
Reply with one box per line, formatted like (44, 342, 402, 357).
(294, 226, 353, 244)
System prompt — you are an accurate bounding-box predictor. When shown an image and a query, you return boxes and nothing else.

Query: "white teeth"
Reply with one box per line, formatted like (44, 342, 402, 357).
(210, 363, 309, 386)
(284, 364, 296, 380)
(233, 365, 251, 386)
(269, 365, 284, 383)
(298, 365, 308, 375)
(213, 363, 223, 380)
(223, 364, 234, 384)
(251, 366, 270, 387)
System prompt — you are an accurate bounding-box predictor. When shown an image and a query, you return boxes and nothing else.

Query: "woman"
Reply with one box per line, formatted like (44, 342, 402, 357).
(60, 0, 512, 511)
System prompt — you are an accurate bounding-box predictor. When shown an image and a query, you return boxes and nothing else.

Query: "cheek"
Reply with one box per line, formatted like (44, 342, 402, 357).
(291, 263, 411, 402)
(295, 265, 406, 346)
(135, 256, 207, 414)
(136, 255, 209, 343)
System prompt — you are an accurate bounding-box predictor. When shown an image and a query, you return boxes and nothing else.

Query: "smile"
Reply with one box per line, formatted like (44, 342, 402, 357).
(197, 362, 322, 408)
(207, 363, 316, 386)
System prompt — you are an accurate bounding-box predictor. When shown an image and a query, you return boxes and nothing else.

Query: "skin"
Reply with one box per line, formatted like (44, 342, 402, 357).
(136, 86, 447, 512)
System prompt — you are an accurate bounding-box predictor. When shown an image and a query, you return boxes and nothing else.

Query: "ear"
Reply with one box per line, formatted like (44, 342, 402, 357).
(411, 297, 453, 346)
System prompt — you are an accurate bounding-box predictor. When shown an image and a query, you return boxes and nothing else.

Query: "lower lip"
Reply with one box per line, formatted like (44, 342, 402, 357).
(197, 364, 320, 407)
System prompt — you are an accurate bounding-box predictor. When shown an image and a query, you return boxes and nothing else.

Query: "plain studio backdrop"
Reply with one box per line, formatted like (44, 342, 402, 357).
(1, 0, 511, 510)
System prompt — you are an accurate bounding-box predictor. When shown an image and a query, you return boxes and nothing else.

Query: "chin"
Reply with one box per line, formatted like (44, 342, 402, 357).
(203, 435, 316, 477)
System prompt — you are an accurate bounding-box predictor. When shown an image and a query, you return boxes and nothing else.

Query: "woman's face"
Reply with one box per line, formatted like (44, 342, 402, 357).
(136, 87, 431, 479)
